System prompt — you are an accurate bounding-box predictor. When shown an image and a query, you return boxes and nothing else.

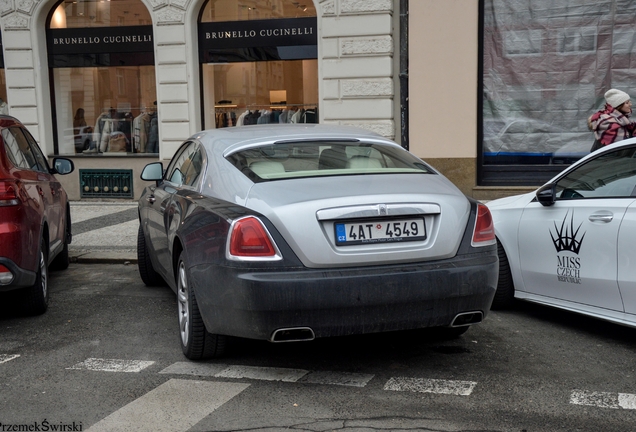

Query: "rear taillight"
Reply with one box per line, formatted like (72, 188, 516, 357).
(471, 203, 496, 247)
(227, 216, 281, 261)
(0, 264, 14, 285)
(0, 180, 20, 206)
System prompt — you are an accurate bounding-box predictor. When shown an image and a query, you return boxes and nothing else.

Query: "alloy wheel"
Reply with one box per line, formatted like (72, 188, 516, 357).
(177, 261, 190, 347)
(39, 250, 48, 300)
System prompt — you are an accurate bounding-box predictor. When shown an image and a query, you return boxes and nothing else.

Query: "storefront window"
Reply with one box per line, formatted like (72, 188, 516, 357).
(481, 0, 636, 185)
(199, 0, 318, 130)
(47, 0, 156, 155)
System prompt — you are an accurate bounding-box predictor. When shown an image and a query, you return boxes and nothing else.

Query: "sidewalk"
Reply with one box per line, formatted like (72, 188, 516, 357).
(69, 200, 138, 264)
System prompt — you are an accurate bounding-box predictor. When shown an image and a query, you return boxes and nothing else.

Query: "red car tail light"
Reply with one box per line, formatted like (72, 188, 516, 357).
(0, 264, 14, 285)
(0, 180, 20, 207)
(471, 203, 496, 247)
(228, 216, 282, 260)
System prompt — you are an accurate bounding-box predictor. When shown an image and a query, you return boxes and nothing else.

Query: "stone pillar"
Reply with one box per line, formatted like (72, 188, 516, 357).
(318, 0, 395, 138)
(0, 9, 43, 146)
(153, 4, 191, 160)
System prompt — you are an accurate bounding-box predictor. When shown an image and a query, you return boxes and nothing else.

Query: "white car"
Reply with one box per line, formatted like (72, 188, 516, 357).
(487, 137, 636, 328)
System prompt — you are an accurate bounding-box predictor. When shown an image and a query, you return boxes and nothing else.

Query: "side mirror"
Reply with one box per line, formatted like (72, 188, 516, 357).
(52, 158, 74, 175)
(141, 162, 164, 184)
(536, 183, 556, 207)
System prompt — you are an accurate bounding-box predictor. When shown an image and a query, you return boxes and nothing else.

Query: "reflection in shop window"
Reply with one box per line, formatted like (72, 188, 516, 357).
(53, 67, 157, 155)
(48, 0, 156, 156)
(199, 1, 318, 131)
(200, 0, 316, 23)
(202, 60, 318, 130)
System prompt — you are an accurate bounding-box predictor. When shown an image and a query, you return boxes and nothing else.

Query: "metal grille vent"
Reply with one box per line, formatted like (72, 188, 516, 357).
(80, 169, 133, 198)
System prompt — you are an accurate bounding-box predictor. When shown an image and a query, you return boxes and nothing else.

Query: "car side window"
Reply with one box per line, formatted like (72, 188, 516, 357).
(2, 128, 29, 168)
(165, 142, 196, 186)
(183, 145, 204, 187)
(1, 127, 44, 171)
(22, 128, 50, 173)
(556, 146, 636, 199)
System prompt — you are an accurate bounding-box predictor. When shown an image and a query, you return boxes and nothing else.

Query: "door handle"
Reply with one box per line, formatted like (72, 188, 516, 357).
(147, 195, 156, 204)
(589, 212, 613, 223)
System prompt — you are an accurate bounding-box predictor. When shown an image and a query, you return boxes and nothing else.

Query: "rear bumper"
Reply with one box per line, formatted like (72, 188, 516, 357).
(190, 248, 498, 340)
(0, 257, 36, 292)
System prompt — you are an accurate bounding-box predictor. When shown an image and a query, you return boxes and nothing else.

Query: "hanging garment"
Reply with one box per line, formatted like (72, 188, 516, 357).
(146, 113, 159, 153)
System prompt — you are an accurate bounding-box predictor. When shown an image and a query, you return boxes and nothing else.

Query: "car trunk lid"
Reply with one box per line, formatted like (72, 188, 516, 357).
(245, 174, 471, 268)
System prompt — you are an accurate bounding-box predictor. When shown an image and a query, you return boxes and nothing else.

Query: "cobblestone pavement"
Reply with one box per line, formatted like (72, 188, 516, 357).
(69, 200, 138, 264)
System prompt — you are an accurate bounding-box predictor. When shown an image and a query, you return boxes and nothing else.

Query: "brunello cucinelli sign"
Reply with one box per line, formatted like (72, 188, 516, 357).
(47, 26, 153, 55)
(198, 17, 317, 50)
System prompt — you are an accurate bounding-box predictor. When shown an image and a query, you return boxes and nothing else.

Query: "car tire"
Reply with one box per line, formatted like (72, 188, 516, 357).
(491, 239, 515, 309)
(50, 241, 69, 271)
(50, 208, 71, 271)
(22, 237, 49, 315)
(137, 225, 163, 286)
(177, 252, 226, 360)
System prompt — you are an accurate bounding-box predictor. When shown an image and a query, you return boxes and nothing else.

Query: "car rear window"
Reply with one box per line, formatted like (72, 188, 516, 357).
(226, 141, 434, 182)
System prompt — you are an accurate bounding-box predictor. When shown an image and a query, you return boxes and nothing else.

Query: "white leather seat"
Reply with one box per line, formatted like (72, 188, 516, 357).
(249, 160, 285, 176)
(346, 156, 382, 169)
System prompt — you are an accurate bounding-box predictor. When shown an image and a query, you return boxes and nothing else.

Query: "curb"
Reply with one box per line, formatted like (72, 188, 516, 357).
(70, 251, 138, 265)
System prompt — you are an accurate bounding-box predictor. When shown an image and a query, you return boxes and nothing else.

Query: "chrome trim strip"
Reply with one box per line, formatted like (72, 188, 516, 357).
(316, 203, 441, 221)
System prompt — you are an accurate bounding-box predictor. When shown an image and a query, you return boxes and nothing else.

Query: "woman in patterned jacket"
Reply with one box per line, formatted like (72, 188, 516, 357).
(588, 88, 636, 152)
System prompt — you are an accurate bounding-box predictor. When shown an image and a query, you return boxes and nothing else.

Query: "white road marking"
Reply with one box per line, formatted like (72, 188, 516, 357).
(159, 362, 373, 387)
(86, 379, 249, 432)
(570, 390, 636, 410)
(214, 365, 309, 382)
(301, 371, 374, 387)
(67, 358, 154, 373)
(159, 361, 229, 377)
(618, 393, 636, 410)
(0, 354, 19, 364)
(384, 377, 477, 396)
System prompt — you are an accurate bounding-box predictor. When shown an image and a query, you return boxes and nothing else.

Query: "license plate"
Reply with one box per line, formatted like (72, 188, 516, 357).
(335, 218, 427, 246)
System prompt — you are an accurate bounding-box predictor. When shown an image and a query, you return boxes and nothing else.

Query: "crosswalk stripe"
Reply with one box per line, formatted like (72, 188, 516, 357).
(159, 361, 228, 377)
(159, 362, 374, 387)
(160, 362, 308, 382)
(214, 365, 309, 382)
(384, 377, 477, 396)
(86, 379, 249, 432)
(570, 390, 636, 410)
(0, 354, 19, 364)
(67, 358, 155, 373)
(300, 371, 374, 387)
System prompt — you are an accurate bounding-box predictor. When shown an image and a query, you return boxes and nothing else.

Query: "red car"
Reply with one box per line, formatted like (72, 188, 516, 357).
(0, 115, 74, 315)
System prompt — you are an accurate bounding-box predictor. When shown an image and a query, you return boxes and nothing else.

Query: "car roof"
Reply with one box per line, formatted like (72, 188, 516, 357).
(191, 124, 401, 156)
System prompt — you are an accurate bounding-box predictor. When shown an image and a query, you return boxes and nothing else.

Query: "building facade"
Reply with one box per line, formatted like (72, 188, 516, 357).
(1, 0, 625, 201)
(0, 0, 405, 200)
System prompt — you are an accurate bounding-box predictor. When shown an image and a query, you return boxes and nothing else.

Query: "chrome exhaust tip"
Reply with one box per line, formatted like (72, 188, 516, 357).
(450, 311, 483, 327)
(270, 327, 315, 343)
